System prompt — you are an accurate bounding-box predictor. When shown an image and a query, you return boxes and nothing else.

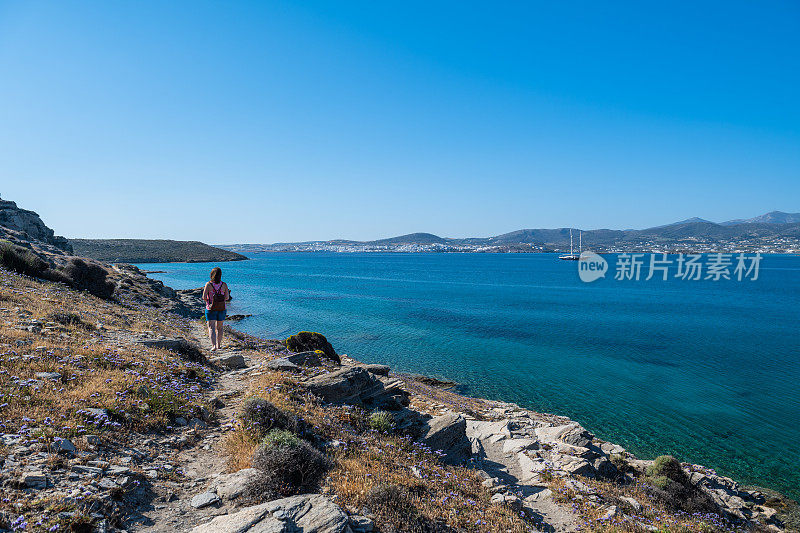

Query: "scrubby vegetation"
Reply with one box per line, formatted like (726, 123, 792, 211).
(0, 241, 114, 299)
(0, 240, 49, 277)
(284, 330, 340, 363)
(248, 428, 331, 498)
(240, 396, 308, 439)
(367, 410, 395, 433)
(642, 455, 717, 514)
(69, 238, 247, 263)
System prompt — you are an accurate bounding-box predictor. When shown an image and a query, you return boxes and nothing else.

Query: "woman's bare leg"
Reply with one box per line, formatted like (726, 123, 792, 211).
(208, 320, 217, 350)
(215, 321, 224, 349)
(216, 321, 224, 349)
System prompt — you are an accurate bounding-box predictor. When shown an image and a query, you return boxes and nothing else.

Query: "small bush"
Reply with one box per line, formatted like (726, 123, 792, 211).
(249, 434, 330, 498)
(241, 397, 307, 439)
(362, 484, 454, 533)
(643, 455, 718, 514)
(47, 312, 94, 330)
(284, 331, 340, 364)
(52, 258, 115, 299)
(646, 455, 683, 480)
(368, 411, 395, 433)
(261, 429, 300, 448)
(0, 241, 49, 277)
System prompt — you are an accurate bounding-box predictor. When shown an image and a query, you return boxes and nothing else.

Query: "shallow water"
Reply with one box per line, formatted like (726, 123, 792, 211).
(139, 252, 800, 498)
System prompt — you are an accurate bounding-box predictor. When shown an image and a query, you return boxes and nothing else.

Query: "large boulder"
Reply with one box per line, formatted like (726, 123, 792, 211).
(301, 366, 409, 410)
(285, 332, 340, 364)
(191, 494, 352, 533)
(420, 413, 472, 465)
(535, 423, 594, 448)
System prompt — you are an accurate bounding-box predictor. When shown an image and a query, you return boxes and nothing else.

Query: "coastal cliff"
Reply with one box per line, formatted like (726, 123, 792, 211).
(0, 196, 795, 532)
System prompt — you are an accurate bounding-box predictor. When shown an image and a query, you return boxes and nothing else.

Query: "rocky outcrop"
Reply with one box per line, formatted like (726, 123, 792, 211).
(0, 195, 72, 254)
(190, 494, 352, 533)
(301, 366, 410, 410)
(110, 264, 205, 317)
(285, 331, 340, 364)
(420, 413, 472, 465)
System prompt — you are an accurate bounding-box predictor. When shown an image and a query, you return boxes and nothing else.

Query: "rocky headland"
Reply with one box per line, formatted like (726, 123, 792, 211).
(0, 195, 796, 533)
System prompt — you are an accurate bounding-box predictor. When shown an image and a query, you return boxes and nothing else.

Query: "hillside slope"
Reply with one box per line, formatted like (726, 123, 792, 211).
(71, 238, 248, 263)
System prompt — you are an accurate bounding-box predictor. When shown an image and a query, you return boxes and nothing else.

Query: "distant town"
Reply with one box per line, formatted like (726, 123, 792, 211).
(221, 211, 800, 255)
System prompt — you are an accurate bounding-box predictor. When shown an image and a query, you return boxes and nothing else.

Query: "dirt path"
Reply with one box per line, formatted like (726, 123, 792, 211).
(127, 323, 259, 532)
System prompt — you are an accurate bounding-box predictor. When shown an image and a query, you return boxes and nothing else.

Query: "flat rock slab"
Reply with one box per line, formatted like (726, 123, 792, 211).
(266, 358, 300, 372)
(211, 468, 259, 501)
(212, 353, 247, 369)
(191, 493, 350, 533)
(191, 491, 221, 509)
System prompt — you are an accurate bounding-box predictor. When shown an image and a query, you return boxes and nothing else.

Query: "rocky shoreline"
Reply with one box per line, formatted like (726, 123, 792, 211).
(0, 193, 795, 532)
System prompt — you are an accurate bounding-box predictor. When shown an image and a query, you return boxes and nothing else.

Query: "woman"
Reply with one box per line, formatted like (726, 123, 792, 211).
(202, 267, 229, 351)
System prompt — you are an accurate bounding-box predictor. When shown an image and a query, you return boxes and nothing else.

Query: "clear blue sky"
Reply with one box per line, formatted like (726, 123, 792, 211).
(1, 1, 798, 243)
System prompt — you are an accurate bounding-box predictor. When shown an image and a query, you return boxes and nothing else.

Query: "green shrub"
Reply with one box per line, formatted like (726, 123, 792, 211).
(52, 258, 115, 299)
(646, 455, 683, 480)
(261, 429, 301, 448)
(643, 455, 717, 514)
(363, 484, 454, 533)
(249, 436, 330, 498)
(284, 331, 340, 363)
(47, 312, 95, 330)
(368, 411, 395, 433)
(0, 241, 49, 277)
(240, 397, 307, 439)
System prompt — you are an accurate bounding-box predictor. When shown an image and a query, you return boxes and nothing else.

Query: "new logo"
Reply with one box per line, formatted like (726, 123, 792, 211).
(578, 251, 607, 283)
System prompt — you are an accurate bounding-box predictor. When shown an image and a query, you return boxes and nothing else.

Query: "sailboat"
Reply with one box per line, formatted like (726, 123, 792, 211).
(559, 229, 581, 260)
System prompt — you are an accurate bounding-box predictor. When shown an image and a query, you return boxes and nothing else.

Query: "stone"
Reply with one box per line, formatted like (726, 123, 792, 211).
(22, 471, 47, 489)
(502, 438, 538, 455)
(51, 438, 76, 455)
(266, 358, 300, 372)
(72, 465, 104, 476)
(302, 366, 408, 409)
(212, 468, 259, 501)
(516, 452, 549, 481)
(600, 505, 619, 520)
(554, 455, 595, 477)
(190, 494, 350, 533)
(85, 435, 101, 446)
(364, 364, 390, 376)
(420, 413, 472, 465)
(285, 332, 340, 364)
(482, 477, 500, 488)
(187, 418, 207, 429)
(191, 491, 220, 509)
(349, 514, 375, 532)
(174, 417, 188, 426)
(620, 497, 642, 511)
(35, 372, 61, 380)
(285, 351, 323, 367)
(535, 423, 594, 448)
(212, 353, 247, 370)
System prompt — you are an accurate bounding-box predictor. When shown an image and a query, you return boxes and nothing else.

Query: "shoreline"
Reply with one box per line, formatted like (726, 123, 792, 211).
(136, 260, 789, 510)
(144, 265, 795, 509)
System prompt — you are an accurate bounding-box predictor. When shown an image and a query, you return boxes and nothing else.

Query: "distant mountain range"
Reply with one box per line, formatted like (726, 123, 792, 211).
(221, 211, 800, 254)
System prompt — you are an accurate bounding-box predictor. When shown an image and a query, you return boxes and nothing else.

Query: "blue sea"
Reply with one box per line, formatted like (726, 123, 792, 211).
(138, 253, 800, 499)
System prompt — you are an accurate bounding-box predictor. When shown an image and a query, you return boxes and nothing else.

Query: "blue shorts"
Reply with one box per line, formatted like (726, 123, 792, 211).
(205, 309, 227, 321)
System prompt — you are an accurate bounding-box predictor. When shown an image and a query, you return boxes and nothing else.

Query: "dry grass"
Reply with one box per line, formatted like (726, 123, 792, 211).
(549, 475, 761, 533)
(0, 268, 218, 531)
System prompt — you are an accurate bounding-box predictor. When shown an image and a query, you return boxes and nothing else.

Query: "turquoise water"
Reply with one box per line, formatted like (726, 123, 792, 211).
(139, 253, 800, 499)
